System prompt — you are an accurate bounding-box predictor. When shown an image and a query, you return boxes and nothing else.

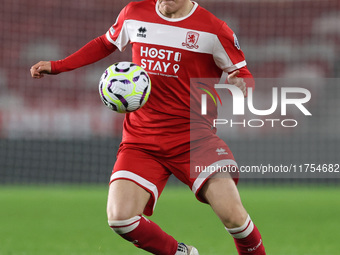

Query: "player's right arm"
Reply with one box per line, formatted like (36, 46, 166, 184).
(30, 61, 52, 79)
(30, 34, 117, 79)
(30, 3, 133, 79)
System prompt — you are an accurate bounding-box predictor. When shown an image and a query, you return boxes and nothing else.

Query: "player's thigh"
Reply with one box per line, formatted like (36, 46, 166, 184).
(199, 172, 248, 228)
(108, 146, 171, 218)
(107, 179, 151, 221)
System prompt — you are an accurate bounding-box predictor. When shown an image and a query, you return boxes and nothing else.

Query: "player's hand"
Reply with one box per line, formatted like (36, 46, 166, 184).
(30, 61, 52, 79)
(228, 70, 247, 96)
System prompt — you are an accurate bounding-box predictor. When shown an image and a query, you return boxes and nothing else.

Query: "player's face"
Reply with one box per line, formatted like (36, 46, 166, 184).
(158, 0, 193, 18)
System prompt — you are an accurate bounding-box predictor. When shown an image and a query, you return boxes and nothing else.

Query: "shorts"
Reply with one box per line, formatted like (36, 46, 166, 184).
(110, 134, 239, 216)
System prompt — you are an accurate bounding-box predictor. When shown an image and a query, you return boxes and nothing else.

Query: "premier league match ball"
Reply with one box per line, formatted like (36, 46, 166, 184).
(99, 62, 151, 113)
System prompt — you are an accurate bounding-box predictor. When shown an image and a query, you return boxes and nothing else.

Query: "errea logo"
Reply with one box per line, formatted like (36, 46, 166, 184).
(216, 148, 228, 155)
(137, 27, 147, 38)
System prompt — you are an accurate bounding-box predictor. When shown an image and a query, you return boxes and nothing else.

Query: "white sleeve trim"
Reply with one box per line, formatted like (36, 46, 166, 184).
(223, 60, 247, 73)
(213, 35, 247, 73)
(218, 60, 248, 83)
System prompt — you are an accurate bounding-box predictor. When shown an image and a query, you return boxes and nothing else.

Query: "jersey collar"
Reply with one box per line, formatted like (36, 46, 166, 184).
(155, 1, 198, 22)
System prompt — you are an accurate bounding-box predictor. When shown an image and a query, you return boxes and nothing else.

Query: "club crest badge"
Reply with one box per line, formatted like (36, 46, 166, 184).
(182, 31, 200, 49)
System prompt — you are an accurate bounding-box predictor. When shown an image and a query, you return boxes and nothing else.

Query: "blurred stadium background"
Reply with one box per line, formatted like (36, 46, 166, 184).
(0, 0, 339, 184)
(0, 0, 339, 254)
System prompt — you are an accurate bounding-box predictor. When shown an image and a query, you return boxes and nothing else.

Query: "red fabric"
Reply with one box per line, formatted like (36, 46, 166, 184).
(233, 225, 266, 255)
(236, 66, 255, 90)
(111, 134, 239, 216)
(227, 66, 255, 93)
(102, 0, 252, 156)
(50, 34, 116, 74)
(119, 216, 178, 255)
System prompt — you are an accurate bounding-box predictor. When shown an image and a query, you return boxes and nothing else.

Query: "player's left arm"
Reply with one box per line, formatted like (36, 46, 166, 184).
(215, 21, 255, 97)
(226, 66, 254, 97)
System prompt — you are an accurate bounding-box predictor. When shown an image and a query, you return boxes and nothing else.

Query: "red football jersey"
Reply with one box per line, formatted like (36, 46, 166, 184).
(104, 0, 248, 156)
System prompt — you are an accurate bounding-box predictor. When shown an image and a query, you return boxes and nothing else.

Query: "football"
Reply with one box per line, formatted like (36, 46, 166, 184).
(99, 62, 151, 113)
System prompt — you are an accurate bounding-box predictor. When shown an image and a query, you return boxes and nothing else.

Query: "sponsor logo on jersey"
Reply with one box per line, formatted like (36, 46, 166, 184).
(140, 46, 182, 76)
(137, 27, 147, 38)
(233, 33, 241, 50)
(182, 31, 200, 49)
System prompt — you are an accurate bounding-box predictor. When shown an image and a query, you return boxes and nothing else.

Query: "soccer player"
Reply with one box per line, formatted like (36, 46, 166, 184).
(30, 0, 266, 254)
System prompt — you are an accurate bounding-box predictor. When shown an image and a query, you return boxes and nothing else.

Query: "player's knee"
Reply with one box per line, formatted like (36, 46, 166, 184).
(108, 215, 142, 235)
(220, 205, 248, 228)
(107, 208, 130, 222)
(107, 203, 142, 222)
(107, 206, 142, 223)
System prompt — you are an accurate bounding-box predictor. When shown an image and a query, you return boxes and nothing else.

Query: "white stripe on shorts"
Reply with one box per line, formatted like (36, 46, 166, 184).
(110, 170, 159, 213)
(191, 159, 238, 195)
